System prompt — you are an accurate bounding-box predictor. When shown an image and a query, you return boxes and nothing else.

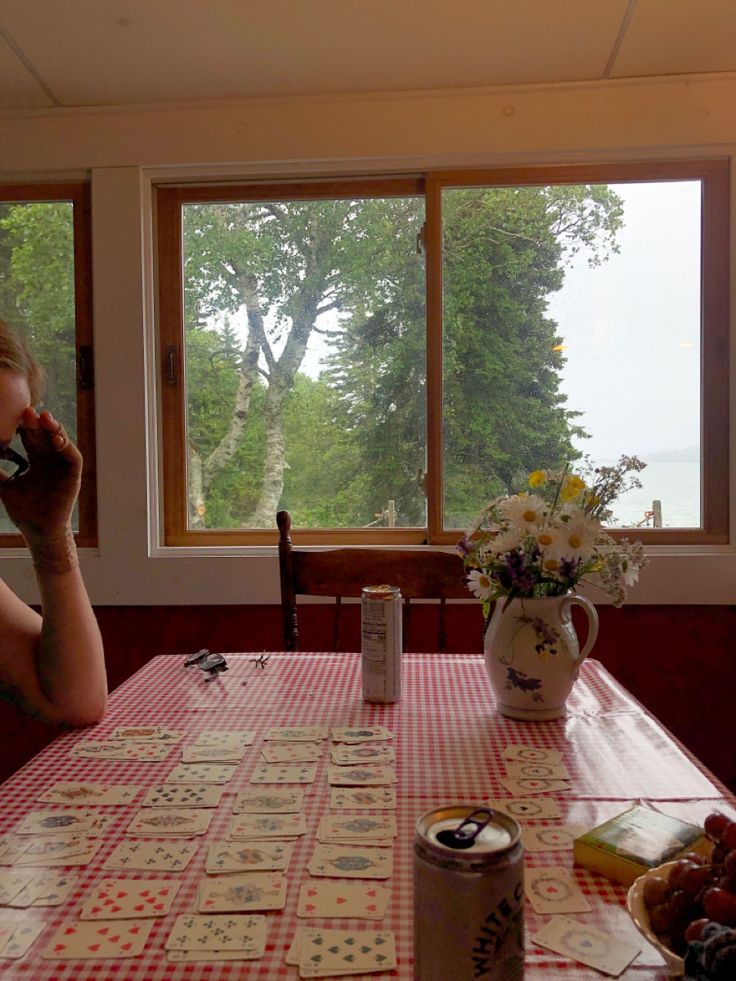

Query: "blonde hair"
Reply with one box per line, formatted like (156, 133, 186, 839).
(0, 319, 45, 405)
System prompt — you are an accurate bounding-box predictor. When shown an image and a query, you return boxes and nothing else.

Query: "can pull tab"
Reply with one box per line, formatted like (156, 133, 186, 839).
(436, 808, 494, 850)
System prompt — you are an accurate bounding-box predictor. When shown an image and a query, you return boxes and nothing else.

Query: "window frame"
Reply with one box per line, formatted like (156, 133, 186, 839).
(0, 182, 97, 548)
(156, 159, 729, 547)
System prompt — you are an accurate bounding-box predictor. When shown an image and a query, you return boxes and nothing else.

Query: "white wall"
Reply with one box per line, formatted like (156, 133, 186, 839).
(0, 73, 735, 604)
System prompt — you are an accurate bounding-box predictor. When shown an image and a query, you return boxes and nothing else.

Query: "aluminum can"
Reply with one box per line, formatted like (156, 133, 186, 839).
(361, 584, 402, 703)
(413, 805, 524, 980)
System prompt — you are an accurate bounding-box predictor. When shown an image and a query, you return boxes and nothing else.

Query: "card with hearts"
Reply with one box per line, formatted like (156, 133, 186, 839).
(308, 844, 393, 880)
(503, 745, 563, 764)
(487, 797, 562, 820)
(197, 872, 287, 912)
(525, 866, 591, 914)
(165, 913, 266, 952)
(227, 812, 307, 839)
(261, 742, 323, 763)
(331, 726, 393, 744)
(233, 788, 304, 814)
(141, 784, 224, 808)
(499, 776, 571, 797)
(318, 815, 397, 841)
(103, 840, 199, 872)
(165, 763, 238, 784)
(250, 764, 317, 784)
(37, 783, 141, 806)
(329, 788, 397, 810)
(6, 871, 78, 907)
(327, 765, 396, 786)
(521, 825, 585, 852)
(297, 882, 390, 920)
(330, 745, 395, 766)
(125, 807, 214, 837)
(265, 726, 328, 742)
(71, 740, 172, 762)
(505, 761, 571, 781)
(532, 916, 642, 976)
(298, 927, 397, 977)
(205, 840, 293, 874)
(0, 918, 46, 959)
(80, 878, 181, 920)
(109, 725, 183, 742)
(42, 919, 154, 959)
(15, 810, 96, 836)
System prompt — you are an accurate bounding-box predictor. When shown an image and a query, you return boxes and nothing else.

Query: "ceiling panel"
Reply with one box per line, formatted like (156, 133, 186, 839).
(0, 0, 628, 108)
(612, 0, 736, 78)
(0, 36, 54, 109)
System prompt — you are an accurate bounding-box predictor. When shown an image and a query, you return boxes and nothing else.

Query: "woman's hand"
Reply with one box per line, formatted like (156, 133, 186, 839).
(0, 408, 82, 540)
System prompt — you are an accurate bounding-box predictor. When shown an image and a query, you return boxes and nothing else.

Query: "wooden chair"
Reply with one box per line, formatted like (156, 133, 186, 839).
(277, 510, 470, 652)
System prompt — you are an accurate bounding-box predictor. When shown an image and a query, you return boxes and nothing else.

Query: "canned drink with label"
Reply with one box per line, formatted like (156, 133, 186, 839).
(361, 584, 402, 704)
(413, 805, 524, 980)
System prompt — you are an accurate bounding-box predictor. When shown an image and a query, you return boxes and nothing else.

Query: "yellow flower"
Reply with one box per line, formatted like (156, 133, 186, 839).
(560, 474, 586, 502)
(528, 470, 546, 488)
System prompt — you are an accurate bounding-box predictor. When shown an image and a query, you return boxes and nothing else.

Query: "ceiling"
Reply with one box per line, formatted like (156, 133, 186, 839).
(1, 0, 735, 113)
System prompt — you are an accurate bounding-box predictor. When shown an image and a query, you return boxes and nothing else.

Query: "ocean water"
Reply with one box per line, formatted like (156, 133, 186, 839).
(604, 460, 700, 529)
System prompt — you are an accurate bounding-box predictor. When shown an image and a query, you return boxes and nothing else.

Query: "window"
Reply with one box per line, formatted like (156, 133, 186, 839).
(157, 161, 728, 546)
(0, 183, 96, 546)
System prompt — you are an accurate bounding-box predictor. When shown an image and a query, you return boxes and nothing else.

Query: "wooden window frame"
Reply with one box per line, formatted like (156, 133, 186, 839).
(157, 160, 729, 547)
(0, 182, 97, 548)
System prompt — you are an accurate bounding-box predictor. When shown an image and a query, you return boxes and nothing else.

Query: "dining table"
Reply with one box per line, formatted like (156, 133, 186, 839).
(0, 650, 734, 980)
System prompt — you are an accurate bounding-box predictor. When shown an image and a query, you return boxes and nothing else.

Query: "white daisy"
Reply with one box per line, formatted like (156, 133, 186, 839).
(557, 512, 600, 561)
(486, 527, 524, 555)
(467, 569, 494, 600)
(500, 493, 547, 531)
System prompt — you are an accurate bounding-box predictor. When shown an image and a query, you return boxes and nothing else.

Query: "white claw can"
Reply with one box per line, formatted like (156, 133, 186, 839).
(361, 584, 402, 703)
(413, 805, 525, 980)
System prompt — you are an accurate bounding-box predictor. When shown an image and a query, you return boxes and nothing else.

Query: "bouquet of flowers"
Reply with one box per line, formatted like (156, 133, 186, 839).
(458, 456, 648, 612)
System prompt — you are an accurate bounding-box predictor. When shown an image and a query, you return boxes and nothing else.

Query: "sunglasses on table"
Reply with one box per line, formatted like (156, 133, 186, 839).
(0, 446, 29, 477)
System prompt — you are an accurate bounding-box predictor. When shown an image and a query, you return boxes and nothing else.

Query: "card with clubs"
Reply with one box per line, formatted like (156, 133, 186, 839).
(164, 913, 266, 952)
(103, 840, 199, 873)
(250, 764, 317, 784)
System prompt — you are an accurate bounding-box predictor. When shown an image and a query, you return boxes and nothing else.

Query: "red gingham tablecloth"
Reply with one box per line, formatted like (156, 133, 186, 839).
(1, 653, 733, 980)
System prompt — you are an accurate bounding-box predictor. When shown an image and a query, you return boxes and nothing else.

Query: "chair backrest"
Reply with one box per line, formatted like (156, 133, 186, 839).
(277, 510, 470, 652)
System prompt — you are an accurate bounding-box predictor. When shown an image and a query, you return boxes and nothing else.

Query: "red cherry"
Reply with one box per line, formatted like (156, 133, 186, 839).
(643, 875, 670, 908)
(703, 887, 736, 926)
(680, 864, 712, 900)
(704, 812, 731, 842)
(669, 859, 697, 889)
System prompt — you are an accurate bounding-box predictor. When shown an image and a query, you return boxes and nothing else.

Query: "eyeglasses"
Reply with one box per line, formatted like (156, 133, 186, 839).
(0, 446, 29, 478)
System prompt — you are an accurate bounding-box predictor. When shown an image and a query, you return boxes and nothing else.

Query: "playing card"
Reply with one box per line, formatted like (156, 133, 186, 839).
(71, 740, 172, 762)
(505, 761, 571, 780)
(165, 763, 238, 784)
(80, 878, 181, 919)
(194, 729, 255, 747)
(330, 788, 397, 810)
(168, 949, 258, 961)
(0, 869, 36, 904)
(0, 918, 45, 958)
(298, 927, 397, 977)
(308, 844, 393, 880)
(286, 927, 303, 965)
(181, 745, 247, 763)
(13, 834, 96, 864)
(525, 866, 591, 914)
(227, 812, 307, 839)
(197, 872, 287, 912)
(265, 726, 328, 742)
(103, 840, 199, 872)
(318, 815, 397, 842)
(532, 916, 642, 976)
(110, 725, 183, 742)
(165, 913, 266, 952)
(7, 871, 78, 907)
(233, 788, 304, 813)
(142, 784, 224, 808)
(499, 776, 571, 796)
(205, 840, 293, 874)
(331, 726, 393, 744)
(125, 807, 214, 837)
(42, 919, 154, 958)
(261, 742, 323, 763)
(82, 814, 119, 837)
(327, 765, 396, 786)
(503, 745, 563, 764)
(0, 837, 32, 866)
(521, 825, 585, 852)
(331, 745, 395, 766)
(37, 783, 141, 806)
(487, 797, 562, 820)
(297, 882, 390, 920)
(250, 764, 317, 784)
(15, 809, 97, 836)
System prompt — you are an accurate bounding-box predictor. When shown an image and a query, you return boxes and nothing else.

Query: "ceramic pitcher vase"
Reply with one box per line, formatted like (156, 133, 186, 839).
(484, 593, 599, 721)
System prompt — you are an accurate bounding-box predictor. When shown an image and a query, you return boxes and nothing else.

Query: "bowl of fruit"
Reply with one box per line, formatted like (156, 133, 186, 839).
(627, 811, 736, 979)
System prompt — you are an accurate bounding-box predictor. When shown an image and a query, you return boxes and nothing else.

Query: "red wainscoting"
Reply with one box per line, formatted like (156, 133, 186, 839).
(1, 604, 734, 792)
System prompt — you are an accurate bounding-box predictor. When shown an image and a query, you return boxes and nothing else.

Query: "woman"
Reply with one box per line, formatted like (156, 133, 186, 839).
(0, 319, 107, 725)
